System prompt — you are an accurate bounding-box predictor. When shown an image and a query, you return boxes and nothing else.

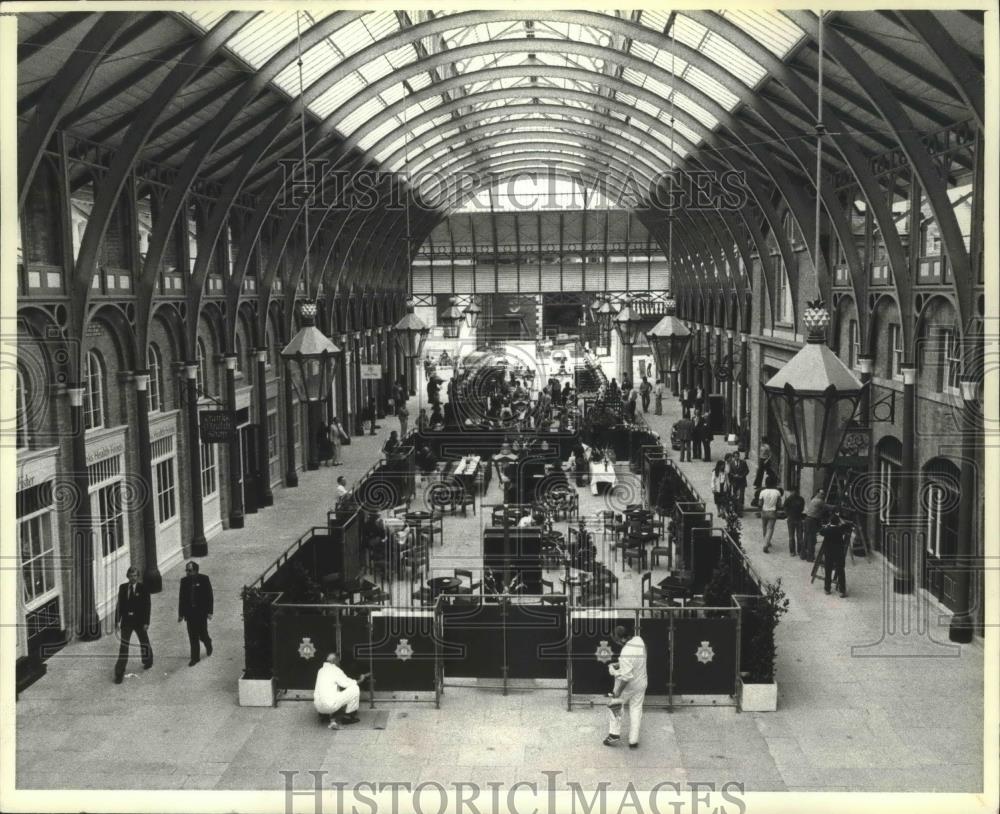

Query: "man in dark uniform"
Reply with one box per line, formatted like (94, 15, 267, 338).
(820, 512, 851, 597)
(178, 561, 214, 666)
(114, 566, 153, 683)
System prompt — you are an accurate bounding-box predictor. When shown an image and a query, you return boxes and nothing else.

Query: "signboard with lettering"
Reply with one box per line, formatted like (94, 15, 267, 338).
(200, 410, 236, 443)
(360, 364, 382, 380)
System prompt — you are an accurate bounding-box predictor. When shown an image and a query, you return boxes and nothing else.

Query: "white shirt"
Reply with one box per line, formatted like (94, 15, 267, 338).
(518, 515, 535, 528)
(336, 484, 348, 498)
(314, 662, 356, 707)
(759, 487, 783, 512)
(609, 636, 648, 690)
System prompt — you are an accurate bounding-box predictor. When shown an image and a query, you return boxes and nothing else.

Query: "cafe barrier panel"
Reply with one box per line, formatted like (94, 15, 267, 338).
(268, 599, 740, 710)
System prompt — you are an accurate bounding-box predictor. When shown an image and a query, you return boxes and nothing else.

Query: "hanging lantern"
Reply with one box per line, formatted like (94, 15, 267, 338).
(613, 294, 644, 347)
(645, 294, 692, 375)
(463, 298, 482, 330)
(440, 296, 464, 338)
(393, 299, 430, 359)
(595, 298, 618, 332)
(762, 299, 864, 468)
(281, 301, 340, 401)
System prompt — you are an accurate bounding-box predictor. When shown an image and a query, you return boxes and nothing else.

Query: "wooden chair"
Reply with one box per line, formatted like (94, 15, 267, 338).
(640, 572, 669, 607)
(411, 587, 433, 606)
(541, 578, 555, 593)
(576, 582, 605, 607)
(453, 568, 479, 594)
(622, 536, 648, 572)
(650, 538, 672, 569)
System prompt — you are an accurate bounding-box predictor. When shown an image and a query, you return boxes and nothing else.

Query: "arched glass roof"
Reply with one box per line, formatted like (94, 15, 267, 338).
(180, 9, 807, 200)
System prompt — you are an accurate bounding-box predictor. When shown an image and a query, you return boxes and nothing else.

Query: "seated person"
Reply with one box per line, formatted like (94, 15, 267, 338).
(314, 652, 369, 729)
(382, 431, 400, 455)
(415, 444, 438, 472)
(517, 509, 541, 529)
(429, 404, 445, 429)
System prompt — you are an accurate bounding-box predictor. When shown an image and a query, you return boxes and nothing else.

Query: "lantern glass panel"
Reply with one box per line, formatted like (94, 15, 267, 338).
(767, 384, 860, 467)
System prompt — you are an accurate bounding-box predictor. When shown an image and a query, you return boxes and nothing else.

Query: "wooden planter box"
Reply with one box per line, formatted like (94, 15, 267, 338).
(740, 680, 777, 712)
(238, 672, 275, 707)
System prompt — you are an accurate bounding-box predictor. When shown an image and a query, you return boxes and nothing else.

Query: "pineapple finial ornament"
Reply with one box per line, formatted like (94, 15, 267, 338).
(802, 298, 831, 340)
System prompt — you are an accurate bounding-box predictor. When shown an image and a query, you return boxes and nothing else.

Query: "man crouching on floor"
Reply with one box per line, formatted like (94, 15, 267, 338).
(314, 652, 369, 729)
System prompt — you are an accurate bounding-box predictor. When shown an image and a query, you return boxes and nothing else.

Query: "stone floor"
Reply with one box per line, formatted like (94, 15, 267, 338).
(15, 390, 986, 795)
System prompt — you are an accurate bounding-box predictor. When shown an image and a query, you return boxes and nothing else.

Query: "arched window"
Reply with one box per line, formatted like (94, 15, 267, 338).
(196, 338, 207, 397)
(234, 335, 244, 375)
(147, 344, 163, 412)
(16, 365, 29, 449)
(84, 350, 105, 430)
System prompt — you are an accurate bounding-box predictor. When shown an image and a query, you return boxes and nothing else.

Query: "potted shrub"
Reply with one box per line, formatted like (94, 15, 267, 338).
(702, 560, 734, 616)
(239, 586, 276, 707)
(740, 578, 789, 712)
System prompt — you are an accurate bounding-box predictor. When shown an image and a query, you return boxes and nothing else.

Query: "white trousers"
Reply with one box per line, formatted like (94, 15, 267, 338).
(314, 684, 360, 716)
(607, 687, 646, 745)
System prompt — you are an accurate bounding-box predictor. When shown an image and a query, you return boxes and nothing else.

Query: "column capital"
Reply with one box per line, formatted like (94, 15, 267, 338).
(67, 386, 85, 407)
(901, 365, 916, 385)
(255, 349, 268, 363)
(224, 354, 238, 371)
(184, 364, 199, 379)
(960, 378, 979, 403)
(726, 330, 734, 340)
(856, 356, 873, 374)
(133, 372, 150, 391)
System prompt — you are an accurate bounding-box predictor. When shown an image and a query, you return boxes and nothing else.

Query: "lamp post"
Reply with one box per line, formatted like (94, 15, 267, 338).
(645, 294, 692, 398)
(441, 296, 464, 339)
(281, 301, 340, 470)
(613, 294, 643, 385)
(762, 299, 864, 472)
(595, 298, 617, 350)
(463, 298, 482, 331)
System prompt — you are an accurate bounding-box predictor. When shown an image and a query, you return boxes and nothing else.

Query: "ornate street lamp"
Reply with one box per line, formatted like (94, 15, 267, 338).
(281, 302, 340, 402)
(394, 299, 430, 360)
(645, 294, 692, 396)
(613, 294, 644, 383)
(762, 299, 864, 468)
(595, 298, 618, 332)
(441, 296, 464, 338)
(463, 298, 482, 330)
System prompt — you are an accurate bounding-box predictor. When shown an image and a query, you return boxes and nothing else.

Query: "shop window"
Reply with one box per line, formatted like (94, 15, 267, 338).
(16, 365, 29, 450)
(84, 350, 105, 430)
(147, 344, 163, 412)
(201, 441, 217, 498)
(20, 512, 56, 606)
(95, 482, 125, 558)
(886, 324, 902, 380)
(187, 203, 199, 272)
(935, 328, 961, 395)
(152, 436, 177, 526)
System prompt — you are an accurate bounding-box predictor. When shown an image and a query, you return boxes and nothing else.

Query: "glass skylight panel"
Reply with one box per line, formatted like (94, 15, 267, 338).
(357, 119, 400, 151)
(358, 55, 397, 85)
(226, 13, 299, 68)
(408, 72, 433, 91)
(701, 31, 767, 87)
(671, 91, 718, 129)
(638, 10, 670, 33)
(337, 97, 385, 137)
(683, 64, 740, 111)
(272, 40, 342, 96)
(721, 10, 804, 58)
(183, 10, 227, 31)
(634, 97, 664, 119)
(311, 74, 366, 118)
(672, 14, 709, 50)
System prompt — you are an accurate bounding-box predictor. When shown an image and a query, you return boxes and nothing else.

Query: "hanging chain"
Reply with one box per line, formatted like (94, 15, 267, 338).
(814, 11, 825, 304)
(669, 18, 676, 294)
(296, 12, 310, 300)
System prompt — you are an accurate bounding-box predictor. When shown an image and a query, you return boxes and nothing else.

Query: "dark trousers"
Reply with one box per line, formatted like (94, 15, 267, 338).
(824, 544, 847, 594)
(702, 439, 711, 460)
(641, 394, 650, 412)
(185, 616, 212, 662)
(680, 440, 692, 462)
(115, 623, 152, 678)
(787, 517, 804, 555)
(729, 482, 746, 514)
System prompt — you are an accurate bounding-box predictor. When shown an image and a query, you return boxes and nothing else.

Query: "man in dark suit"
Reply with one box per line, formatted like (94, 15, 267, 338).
(178, 561, 213, 666)
(114, 566, 153, 683)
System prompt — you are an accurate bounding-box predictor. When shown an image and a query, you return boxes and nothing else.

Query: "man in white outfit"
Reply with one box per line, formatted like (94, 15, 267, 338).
(604, 624, 648, 748)
(314, 653, 369, 730)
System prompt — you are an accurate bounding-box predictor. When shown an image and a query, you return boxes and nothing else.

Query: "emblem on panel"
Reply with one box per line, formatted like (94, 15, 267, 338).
(595, 640, 614, 664)
(298, 637, 317, 660)
(695, 640, 715, 664)
(395, 638, 414, 661)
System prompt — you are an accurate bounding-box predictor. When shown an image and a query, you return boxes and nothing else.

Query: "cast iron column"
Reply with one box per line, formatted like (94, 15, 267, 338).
(67, 386, 101, 640)
(739, 334, 749, 429)
(893, 365, 916, 594)
(702, 326, 712, 397)
(133, 371, 162, 592)
(254, 349, 274, 507)
(224, 355, 244, 529)
(283, 362, 298, 487)
(948, 379, 979, 642)
(184, 364, 208, 556)
(725, 330, 735, 433)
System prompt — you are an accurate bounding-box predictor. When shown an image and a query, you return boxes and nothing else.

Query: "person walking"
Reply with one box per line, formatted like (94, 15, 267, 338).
(711, 460, 729, 515)
(802, 488, 826, 562)
(178, 561, 213, 667)
(317, 422, 333, 467)
(396, 400, 409, 438)
(639, 376, 652, 413)
(680, 386, 693, 418)
(700, 411, 713, 461)
(752, 444, 776, 508)
(758, 475, 783, 553)
(820, 512, 852, 597)
(653, 378, 664, 415)
(676, 415, 695, 462)
(783, 486, 806, 557)
(328, 417, 348, 466)
(113, 566, 153, 683)
(603, 623, 647, 749)
(367, 396, 379, 436)
(691, 414, 706, 461)
(625, 388, 638, 421)
(727, 453, 749, 515)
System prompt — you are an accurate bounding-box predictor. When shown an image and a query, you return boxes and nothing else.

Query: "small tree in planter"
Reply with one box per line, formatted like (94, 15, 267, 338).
(702, 560, 734, 614)
(719, 493, 743, 550)
(239, 586, 276, 706)
(741, 578, 789, 711)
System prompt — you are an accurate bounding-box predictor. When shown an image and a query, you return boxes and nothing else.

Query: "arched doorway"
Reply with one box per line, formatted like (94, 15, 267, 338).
(922, 458, 961, 610)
